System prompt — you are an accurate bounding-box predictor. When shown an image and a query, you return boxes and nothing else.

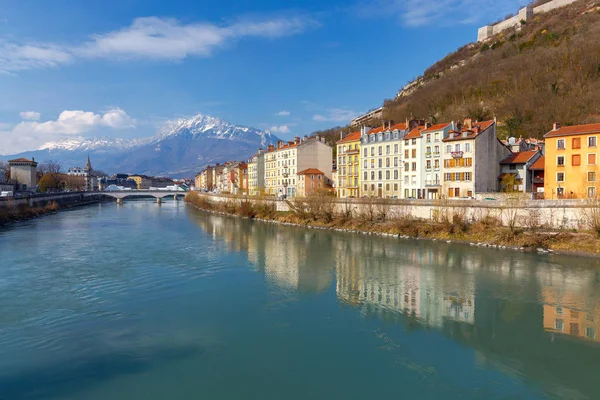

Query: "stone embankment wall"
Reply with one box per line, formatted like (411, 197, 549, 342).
(477, 0, 578, 42)
(0, 192, 102, 208)
(194, 192, 592, 230)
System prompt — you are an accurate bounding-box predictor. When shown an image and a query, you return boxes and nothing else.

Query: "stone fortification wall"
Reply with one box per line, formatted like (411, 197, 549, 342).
(193, 193, 594, 230)
(477, 0, 578, 42)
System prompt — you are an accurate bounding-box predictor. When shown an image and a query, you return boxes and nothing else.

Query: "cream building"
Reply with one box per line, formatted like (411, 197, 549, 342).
(336, 130, 361, 198)
(442, 119, 511, 198)
(265, 136, 332, 198)
(8, 157, 37, 192)
(248, 151, 265, 196)
(360, 122, 409, 198)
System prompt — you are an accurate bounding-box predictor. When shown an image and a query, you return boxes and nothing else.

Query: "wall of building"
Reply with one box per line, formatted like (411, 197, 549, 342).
(478, 0, 578, 42)
(297, 140, 332, 180)
(474, 126, 511, 193)
(10, 165, 37, 190)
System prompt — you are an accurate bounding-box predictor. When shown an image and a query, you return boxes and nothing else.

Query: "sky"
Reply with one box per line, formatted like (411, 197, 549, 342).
(0, 0, 529, 154)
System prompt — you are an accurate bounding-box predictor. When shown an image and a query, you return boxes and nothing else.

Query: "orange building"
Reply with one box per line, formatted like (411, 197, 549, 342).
(544, 122, 600, 199)
(297, 168, 329, 197)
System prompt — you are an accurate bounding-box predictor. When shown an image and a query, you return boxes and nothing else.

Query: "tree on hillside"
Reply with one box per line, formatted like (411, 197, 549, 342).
(38, 160, 62, 175)
(38, 173, 60, 193)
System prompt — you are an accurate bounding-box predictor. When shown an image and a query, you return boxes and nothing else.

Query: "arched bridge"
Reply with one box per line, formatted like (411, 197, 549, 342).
(85, 190, 187, 203)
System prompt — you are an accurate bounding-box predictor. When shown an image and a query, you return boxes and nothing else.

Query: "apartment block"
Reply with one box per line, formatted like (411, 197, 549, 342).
(336, 131, 361, 198)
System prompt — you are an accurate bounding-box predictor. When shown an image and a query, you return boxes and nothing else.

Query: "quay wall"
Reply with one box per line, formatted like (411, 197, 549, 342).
(0, 192, 103, 209)
(194, 193, 592, 230)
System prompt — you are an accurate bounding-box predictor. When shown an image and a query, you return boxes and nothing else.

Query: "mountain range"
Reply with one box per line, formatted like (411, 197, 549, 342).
(1, 114, 280, 177)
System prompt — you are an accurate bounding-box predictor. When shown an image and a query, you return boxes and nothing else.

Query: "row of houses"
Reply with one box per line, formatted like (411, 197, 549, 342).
(195, 118, 600, 200)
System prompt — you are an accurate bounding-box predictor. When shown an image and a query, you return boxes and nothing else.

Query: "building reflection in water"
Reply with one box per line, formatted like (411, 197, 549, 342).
(189, 209, 600, 399)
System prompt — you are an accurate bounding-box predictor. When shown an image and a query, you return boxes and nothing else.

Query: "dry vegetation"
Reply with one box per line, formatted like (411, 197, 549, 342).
(383, 0, 600, 139)
(186, 192, 600, 256)
(0, 201, 59, 225)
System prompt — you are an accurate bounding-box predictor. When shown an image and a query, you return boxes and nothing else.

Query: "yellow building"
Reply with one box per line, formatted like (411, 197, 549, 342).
(336, 131, 361, 198)
(544, 123, 600, 199)
(127, 175, 151, 189)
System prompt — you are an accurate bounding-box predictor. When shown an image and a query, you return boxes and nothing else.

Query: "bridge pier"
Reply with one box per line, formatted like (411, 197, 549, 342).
(174, 194, 178, 201)
(156, 197, 162, 204)
(116, 198, 124, 205)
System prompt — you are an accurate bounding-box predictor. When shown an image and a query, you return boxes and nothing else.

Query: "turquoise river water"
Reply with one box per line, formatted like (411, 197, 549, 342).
(1, 201, 600, 399)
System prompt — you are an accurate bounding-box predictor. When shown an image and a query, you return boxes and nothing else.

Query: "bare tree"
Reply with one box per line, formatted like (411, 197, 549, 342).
(38, 160, 62, 176)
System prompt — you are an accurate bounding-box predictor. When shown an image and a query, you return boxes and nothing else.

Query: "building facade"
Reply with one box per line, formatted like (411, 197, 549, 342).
(420, 122, 455, 199)
(360, 122, 409, 198)
(297, 168, 328, 197)
(8, 157, 38, 192)
(498, 150, 542, 193)
(336, 131, 361, 198)
(248, 151, 265, 196)
(265, 136, 332, 198)
(544, 122, 600, 199)
(442, 119, 510, 198)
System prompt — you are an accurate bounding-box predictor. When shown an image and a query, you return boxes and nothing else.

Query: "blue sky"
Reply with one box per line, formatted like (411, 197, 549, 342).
(0, 0, 528, 154)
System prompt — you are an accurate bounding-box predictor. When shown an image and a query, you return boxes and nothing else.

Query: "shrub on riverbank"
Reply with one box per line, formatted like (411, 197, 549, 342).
(184, 192, 600, 255)
(0, 201, 59, 225)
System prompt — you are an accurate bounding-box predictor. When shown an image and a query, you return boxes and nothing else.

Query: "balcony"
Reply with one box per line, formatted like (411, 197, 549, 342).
(425, 180, 441, 187)
(282, 172, 289, 178)
(451, 151, 464, 158)
(533, 177, 544, 184)
(425, 153, 432, 158)
(433, 152, 440, 157)
(346, 149, 359, 155)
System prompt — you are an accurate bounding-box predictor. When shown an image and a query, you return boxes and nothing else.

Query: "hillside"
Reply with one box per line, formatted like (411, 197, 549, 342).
(365, 0, 600, 139)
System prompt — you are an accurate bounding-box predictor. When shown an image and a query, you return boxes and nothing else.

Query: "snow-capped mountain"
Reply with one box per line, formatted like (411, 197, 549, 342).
(1, 114, 280, 177)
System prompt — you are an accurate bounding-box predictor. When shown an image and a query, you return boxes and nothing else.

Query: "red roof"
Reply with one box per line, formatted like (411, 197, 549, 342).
(404, 125, 426, 139)
(500, 150, 539, 164)
(529, 156, 545, 171)
(442, 120, 495, 142)
(366, 122, 407, 135)
(544, 123, 600, 138)
(422, 122, 452, 133)
(8, 157, 37, 164)
(337, 131, 361, 144)
(297, 168, 324, 175)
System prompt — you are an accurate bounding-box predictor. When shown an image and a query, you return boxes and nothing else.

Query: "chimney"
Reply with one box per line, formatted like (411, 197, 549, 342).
(425, 121, 431, 129)
(553, 122, 561, 131)
(463, 118, 472, 130)
(294, 136, 301, 144)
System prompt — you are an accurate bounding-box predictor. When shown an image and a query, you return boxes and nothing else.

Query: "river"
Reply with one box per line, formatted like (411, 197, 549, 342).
(0, 201, 599, 399)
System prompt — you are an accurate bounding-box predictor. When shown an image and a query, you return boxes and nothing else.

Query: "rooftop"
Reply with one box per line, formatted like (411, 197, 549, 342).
(442, 120, 495, 142)
(297, 168, 324, 175)
(529, 156, 545, 170)
(544, 123, 600, 138)
(337, 131, 361, 144)
(8, 157, 37, 165)
(422, 122, 452, 133)
(500, 150, 540, 165)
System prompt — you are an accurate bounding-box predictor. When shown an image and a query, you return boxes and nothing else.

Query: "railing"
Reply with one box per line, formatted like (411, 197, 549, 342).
(433, 152, 440, 157)
(425, 153, 432, 158)
(451, 151, 464, 158)
(425, 180, 441, 186)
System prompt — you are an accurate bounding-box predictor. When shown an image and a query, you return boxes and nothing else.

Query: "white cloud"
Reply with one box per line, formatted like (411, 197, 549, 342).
(269, 125, 292, 134)
(275, 110, 290, 116)
(19, 111, 41, 121)
(313, 108, 359, 123)
(0, 108, 135, 154)
(0, 15, 317, 72)
(355, 0, 529, 27)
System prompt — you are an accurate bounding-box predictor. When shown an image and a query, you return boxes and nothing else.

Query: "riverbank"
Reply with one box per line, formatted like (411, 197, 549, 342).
(0, 195, 103, 226)
(185, 192, 600, 257)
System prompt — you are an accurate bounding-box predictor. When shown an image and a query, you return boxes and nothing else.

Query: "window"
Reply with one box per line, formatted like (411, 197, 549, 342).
(455, 144, 460, 152)
(412, 139, 416, 145)
(434, 145, 439, 155)
(394, 183, 398, 191)
(405, 176, 409, 184)
(588, 171, 597, 182)
(386, 145, 390, 155)
(426, 160, 431, 169)
(386, 183, 390, 191)
(434, 160, 440, 169)
(435, 133, 440, 142)
(426, 146, 431, 154)
(394, 144, 398, 153)
(363, 148, 367, 157)
(378, 171, 382, 180)
(557, 187, 565, 198)
(378, 159, 382, 168)
(412, 149, 416, 158)
(364, 160, 367, 168)
(445, 173, 452, 181)
(394, 170, 398, 179)
(557, 139, 565, 150)
(509, 164, 517, 170)
(465, 172, 472, 181)
(555, 319, 564, 331)
(371, 171, 375, 180)
(378, 146, 382, 155)
(572, 154, 581, 166)
(371, 147, 375, 156)
(364, 172, 367, 180)
(426, 134, 431, 143)
(455, 172, 461, 181)
(404, 140, 409, 146)
(589, 154, 597, 165)
(404, 163, 409, 171)
(318, 175, 322, 180)
(589, 187, 597, 198)
(386, 171, 390, 179)
(405, 149, 409, 158)
(573, 137, 581, 149)
(465, 143, 471, 152)
(364, 184, 368, 191)
(557, 156, 565, 166)
(589, 136, 597, 147)
(557, 172, 565, 182)
(394, 157, 398, 167)
(386, 158, 390, 167)
(412, 162, 416, 171)
(446, 145, 451, 153)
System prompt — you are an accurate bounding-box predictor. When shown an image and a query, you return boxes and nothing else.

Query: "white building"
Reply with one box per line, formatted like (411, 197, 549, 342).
(498, 150, 542, 193)
(360, 122, 410, 198)
(248, 150, 265, 196)
(420, 122, 455, 199)
(442, 119, 511, 198)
